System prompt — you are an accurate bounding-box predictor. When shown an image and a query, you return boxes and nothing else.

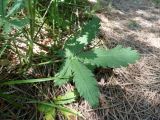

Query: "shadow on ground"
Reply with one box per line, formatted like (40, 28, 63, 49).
(82, 0, 160, 120)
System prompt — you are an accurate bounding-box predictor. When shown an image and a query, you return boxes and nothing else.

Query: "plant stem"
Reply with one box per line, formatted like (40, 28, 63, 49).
(26, 0, 36, 69)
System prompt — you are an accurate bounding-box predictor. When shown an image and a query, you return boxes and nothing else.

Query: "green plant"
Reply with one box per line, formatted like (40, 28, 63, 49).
(0, 0, 28, 33)
(54, 17, 140, 107)
(2, 17, 140, 108)
(37, 91, 83, 120)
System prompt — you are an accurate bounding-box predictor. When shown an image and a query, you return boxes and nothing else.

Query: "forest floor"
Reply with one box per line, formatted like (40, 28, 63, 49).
(1, 1, 160, 120)
(79, 0, 160, 119)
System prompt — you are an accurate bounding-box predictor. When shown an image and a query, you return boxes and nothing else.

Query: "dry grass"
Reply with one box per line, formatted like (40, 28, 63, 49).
(74, 0, 160, 119)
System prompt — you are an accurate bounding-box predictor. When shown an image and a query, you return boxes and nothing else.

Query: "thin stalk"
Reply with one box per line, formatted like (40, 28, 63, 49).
(23, 29, 50, 52)
(51, 0, 61, 46)
(32, 59, 62, 66)
(26, 0, 36, 69)
(28, 0, 35, 40)
(76, 7, 80, 29)
(0, 32, 23, 58)
(0, 39, 9, 58)
(1, 77, 56, 85)
(12, 40, 22, 65)
(34, 0, 53, 40)
(0, 0, 5, 18)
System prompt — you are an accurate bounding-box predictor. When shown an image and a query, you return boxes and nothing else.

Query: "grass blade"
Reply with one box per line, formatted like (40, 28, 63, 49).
(1, 77, 55, 85)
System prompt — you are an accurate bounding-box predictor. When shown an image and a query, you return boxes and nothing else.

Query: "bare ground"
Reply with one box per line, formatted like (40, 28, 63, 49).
(78, 0, 160, 120)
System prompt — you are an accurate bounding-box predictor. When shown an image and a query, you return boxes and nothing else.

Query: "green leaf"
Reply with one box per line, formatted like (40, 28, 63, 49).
(9, 18, 29, 28)
(38, 102, 55, 113)
(70, 59, 100, 107)
(0, 0, 8, 17)
(2, 18, 29, 33)
(45, 111, 56, 120)
(65, 17, 100, 53)
(1, 77, 55, 85)
(54, 58, 72, 86)
(54, 91, 77, 105)
(78, 45, 140, 68)
(60, 106, 83, 120)
(3, 20, 11, 33)
(76, 17, 100, 45)
(0, 18, 3, 26)
(37, 101, 83, 120)
(38, 102, 56, 120)
(6, 0, 24, 17)
(0, 0, 28, 33)
(0, 37, 8, 58)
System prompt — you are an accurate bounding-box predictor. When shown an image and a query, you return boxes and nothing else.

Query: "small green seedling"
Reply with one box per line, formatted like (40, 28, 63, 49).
(54, 17, 140, 107)
(1, 17, 140, 108)
(37, 91, 83, 120)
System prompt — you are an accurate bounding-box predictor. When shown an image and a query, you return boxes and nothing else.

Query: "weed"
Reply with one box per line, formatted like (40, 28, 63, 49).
(0, 0, 140, 119)
(2, 17, 140, 108)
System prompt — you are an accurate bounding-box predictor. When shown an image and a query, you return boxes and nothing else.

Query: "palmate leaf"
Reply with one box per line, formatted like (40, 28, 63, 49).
(70, 59, 100, 107)
(54, 16, 140, 108)
(78, 45, 140, 68)
(54, 58, 72, 86)
(65, 17, 100, 54)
